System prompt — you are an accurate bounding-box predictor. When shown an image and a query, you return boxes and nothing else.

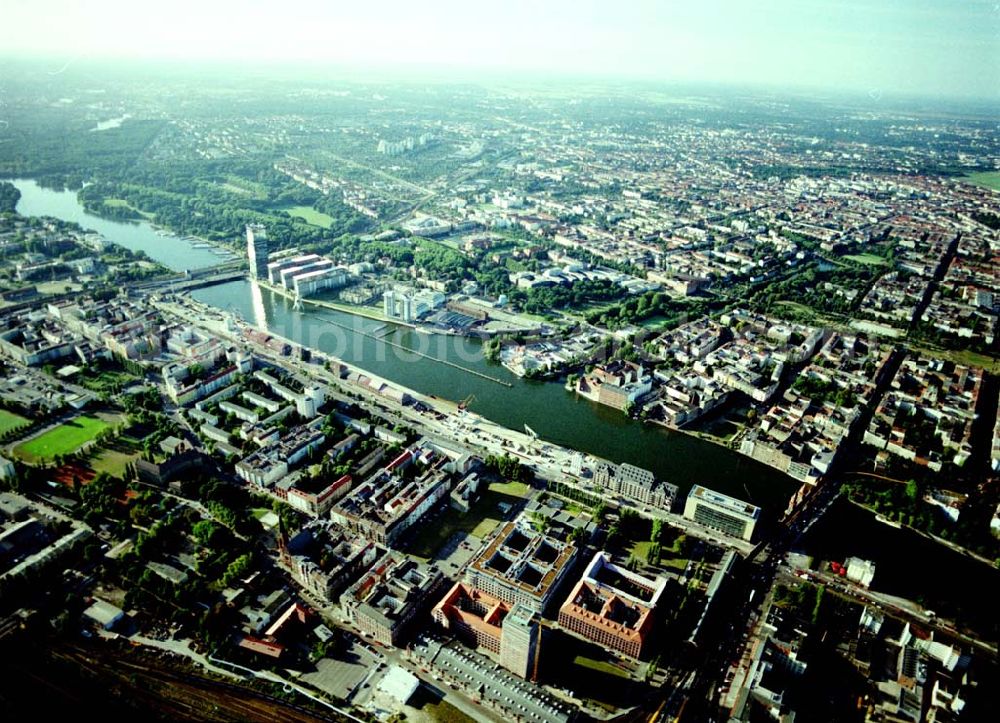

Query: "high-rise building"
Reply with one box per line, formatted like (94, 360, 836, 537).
(431, 584, 541, 680)
(246, 224, 269, 279)
(500, 603, 540, 679)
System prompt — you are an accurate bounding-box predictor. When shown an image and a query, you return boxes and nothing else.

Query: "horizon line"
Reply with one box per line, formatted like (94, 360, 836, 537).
(1, 53, 998, 107)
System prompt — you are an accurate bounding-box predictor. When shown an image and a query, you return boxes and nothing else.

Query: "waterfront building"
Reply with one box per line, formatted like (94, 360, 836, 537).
(246, 224, 269, 279)
(683, 485, 760, 541)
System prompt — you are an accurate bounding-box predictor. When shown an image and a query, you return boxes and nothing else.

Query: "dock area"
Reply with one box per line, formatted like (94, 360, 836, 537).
(261, 281, 512, 388)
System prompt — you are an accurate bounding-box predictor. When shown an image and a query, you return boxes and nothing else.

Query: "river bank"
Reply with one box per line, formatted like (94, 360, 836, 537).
(844, 496, 999, 570)
(260, 279, 407, 327)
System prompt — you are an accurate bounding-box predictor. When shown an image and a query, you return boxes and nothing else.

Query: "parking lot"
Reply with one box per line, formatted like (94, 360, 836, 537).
(301, 639, 380, 701)
(433, 530, 481, 578)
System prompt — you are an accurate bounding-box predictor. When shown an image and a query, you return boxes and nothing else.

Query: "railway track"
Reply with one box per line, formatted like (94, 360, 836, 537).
(3, 640, 340, 723)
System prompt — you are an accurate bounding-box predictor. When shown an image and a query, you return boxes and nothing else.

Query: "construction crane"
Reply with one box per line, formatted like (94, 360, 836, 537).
(457, 394, 476, 411)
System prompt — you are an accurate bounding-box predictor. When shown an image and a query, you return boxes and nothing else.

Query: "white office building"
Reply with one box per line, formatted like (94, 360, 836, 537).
(683, 485, 760, 541)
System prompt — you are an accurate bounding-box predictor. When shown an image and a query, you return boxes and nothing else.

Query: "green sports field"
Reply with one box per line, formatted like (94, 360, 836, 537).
(284, 205, 335, 228)
(843, 253, 890, 266)
(13, 415, 111, 462)
(961, 172, 1000, 192)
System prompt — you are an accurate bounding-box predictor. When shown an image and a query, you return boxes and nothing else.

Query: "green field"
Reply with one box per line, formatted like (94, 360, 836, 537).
(407, 688, 476, 723)
(89, 447, 139, 478)
(961, 172, 1000, 192)
(544, 634, 643, 711)
(572, 299, 625, 318)
(844, 253, 890, 266)
(283, 205, 335, 228)
(419, 698, 475, 723)
(687, 412, 743, 443)
(639, 314, 671, 330)
(909, 344, 1000, 374)
(573, 654, 630, 679)
(628, 538, 689, 571)
(629, 539, 654, 561)
(14, 415, 112, 462)
(75, 364, 140, 394)
(486, 480, 530, 498)
(0, 409, 30, 436)
(775, 300, 854, 332)
(222, 175, 268, 198)
(103, 198, 154, 218)
(407, 479, 531, 558)
(35, 281, 83, 295)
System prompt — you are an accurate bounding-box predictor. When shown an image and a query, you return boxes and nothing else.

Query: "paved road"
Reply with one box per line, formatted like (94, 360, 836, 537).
(792, 566, 997, 656)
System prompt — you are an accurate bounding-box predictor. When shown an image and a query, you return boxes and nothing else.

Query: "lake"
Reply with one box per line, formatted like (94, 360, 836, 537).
(12, 179, 232, 272)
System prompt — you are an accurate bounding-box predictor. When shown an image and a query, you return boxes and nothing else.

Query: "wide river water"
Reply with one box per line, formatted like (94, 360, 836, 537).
(12, 178, 798, 510)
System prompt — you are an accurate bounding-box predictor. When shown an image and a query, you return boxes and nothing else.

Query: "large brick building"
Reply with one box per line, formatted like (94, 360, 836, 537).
(432, 582, 508, 655)
(558, 551, 666, 659)
(431, 582, 540, 679)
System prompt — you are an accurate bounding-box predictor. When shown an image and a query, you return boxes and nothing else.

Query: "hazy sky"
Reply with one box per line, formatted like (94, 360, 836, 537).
(3, 0, 998, 98)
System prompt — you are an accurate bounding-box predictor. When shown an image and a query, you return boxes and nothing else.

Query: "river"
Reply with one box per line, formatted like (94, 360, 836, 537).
(799, 497, 999, 640)
(9, 177, 799, 511)
(192, 279, 800, 510)
(12, 179, 233, 272)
